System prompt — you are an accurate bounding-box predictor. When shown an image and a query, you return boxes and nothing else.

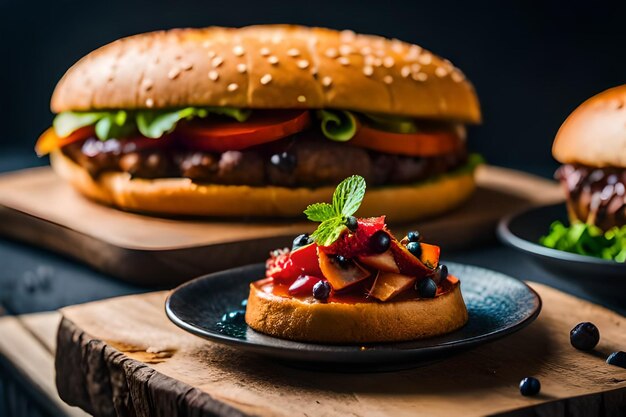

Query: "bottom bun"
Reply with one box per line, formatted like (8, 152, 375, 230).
(245, 280, 468, 343)
(51, 150, 476, 221)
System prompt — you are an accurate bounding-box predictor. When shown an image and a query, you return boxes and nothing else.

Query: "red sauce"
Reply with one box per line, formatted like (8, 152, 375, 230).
(254, 275, 459, 304)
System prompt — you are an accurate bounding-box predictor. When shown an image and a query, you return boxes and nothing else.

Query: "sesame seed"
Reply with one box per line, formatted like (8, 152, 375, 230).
(364, 55, 375, 66)
(211, 56, 224, 68)
(338, 56, 350, 66)
(260, 47, 270, 56)
(383, 75, 393, 84)
(325, 48, 338, 58)
(207, 51, 216, 59)
(373, 57, 382, 67)
(287, 48, 300, 57)
(391, 40, 404, 53)
(408, 45, 422, 57)
(208, 70, 219, 81)
(321, 76, 333, 87)
(400, 66, 411, 78)
(340, 30, 356, 42)
(167, 67, 181, 80)
(339, 44, 352, 55)
(268, 55, 279, 65)
(373, 38, 385, 49)
(237, 63, 247, 73)
(260, 74, 272, 85)
(145, 98, 154, 108)
(412, 72, 428, 81)
(227, 83, 239, 92)
(435, 67, 448, 77)
(360, 46, 372, 55)
(180, 61, 193, 71)
(233, 45, 245, 56)
(297, 59, 309, 69)
(383, 56, 395, 68)
(363, 66, 374, 76)
(411, 63, 422, 72)
(375, 49, 385, 57)
(418, 53, 432, 65)
(297, 95, 307, 103)
(271, 35, 282, 44)
(451, 70, 465, 82)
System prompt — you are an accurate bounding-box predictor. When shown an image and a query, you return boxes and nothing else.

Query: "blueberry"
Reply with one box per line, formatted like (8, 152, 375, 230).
(292, 233, 312, 251)
(270, 152, 297, 172)
(606, 351, 626, 369)
(416, 278, 437, 298)
(345, 216, 358, 231)
(570, 322, 600, 351)
(434, 264, 448, 283)
(313, 281, 331, 301)
(370, 230, 391, 253)
(519, 377, 541, 396)
(406, 241, 422, 258)
(407, 231, 421, 242)
(334, 255, 351, 269)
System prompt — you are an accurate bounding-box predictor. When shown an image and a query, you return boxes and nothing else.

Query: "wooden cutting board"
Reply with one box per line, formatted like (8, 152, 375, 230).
(0, 165, 562, 286)
(56, 283, 626, 417)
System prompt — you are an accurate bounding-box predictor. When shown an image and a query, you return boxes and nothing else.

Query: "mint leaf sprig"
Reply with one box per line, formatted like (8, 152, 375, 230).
(304, 175, 366, 246)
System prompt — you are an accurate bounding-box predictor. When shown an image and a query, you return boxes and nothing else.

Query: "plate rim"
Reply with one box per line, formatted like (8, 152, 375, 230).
(497, 203, 626, 268)
(165, 262, 542, 360)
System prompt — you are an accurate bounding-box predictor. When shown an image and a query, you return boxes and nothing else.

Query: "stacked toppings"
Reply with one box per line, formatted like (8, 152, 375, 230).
(262, 176, 455, 302)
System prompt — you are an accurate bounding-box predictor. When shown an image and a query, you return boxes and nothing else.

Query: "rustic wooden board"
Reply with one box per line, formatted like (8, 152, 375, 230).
(0, 166, 562, 286)
(0, 312, 90, 417)
(56, 284, 626, 417)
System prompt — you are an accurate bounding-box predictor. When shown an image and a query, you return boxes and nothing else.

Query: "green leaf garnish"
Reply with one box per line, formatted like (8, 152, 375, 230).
(304, 203, 335, 222)
(540, 221, 626, 262)
(306, 175, 367, 246)
(317, 110, 358, 142)
(52, 107, 252, 141)
(332, 175, 366, 216)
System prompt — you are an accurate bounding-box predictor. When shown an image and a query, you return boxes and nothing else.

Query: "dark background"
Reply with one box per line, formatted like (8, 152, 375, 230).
(2, 0, 626, 176)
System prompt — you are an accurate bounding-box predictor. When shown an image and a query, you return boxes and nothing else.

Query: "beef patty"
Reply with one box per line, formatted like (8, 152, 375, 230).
(63, 133, 468, 188)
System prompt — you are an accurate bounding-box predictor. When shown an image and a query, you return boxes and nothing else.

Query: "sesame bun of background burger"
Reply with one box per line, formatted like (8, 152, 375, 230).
(553, 85, 626, 230)
(37, 25, 482, 220)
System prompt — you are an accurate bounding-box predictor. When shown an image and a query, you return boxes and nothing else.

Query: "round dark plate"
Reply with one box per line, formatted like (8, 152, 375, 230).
(498, 203, 626, 280)
(165, 262, 541, 371)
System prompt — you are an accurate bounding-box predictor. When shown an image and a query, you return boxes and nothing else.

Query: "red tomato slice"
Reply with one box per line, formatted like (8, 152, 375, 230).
(350, 126, 462, 157)
(177, 110, 311, 152)
(35, 127, 94, 156)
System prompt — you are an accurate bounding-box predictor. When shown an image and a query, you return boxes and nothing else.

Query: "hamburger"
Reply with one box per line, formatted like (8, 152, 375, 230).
(553, 85, 626, 230)
(245, 176, 468, 343)
(36, 25, 481, 220)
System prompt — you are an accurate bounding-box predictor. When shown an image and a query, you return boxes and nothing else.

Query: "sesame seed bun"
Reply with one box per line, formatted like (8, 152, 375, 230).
(51, 25, 480, 122)
(553, 85, 626, 168)
(50, 149, 476, 221)
(245, 278, 468, 343)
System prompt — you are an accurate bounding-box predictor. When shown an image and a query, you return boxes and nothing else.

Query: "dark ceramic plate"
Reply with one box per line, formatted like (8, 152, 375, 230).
(165, 262, 541, 371)
(498, 203, 626, 280)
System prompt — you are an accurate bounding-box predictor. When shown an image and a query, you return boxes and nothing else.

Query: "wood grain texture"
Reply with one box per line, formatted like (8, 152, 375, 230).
(0, 312, 90, 417)
(56, 284, 626, 417)
(0, 166, 562, 286)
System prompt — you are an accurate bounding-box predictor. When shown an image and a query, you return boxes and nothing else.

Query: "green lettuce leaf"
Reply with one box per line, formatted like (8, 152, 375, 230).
(52, 107, 252, 141)
(540, 221, 626, 263)
(53, 112, 109, 137)
(362, 113, 418, 134)
(317, 110, 358, 142)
